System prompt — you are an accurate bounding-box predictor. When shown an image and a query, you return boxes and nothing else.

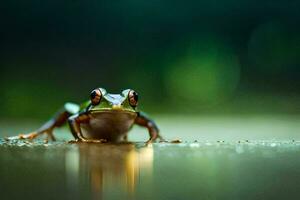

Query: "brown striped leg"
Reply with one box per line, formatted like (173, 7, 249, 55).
(134, 112, 164, 144)
(6, 103, 79, 141)
(68, 113, 106, 143)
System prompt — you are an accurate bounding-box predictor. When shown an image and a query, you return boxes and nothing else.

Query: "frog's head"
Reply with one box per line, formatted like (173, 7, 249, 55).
(88, 88, 139, 113)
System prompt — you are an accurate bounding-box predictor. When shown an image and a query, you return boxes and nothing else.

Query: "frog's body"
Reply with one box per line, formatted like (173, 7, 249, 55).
(81, 111, 137, 141)
(7, 88, 162, 144)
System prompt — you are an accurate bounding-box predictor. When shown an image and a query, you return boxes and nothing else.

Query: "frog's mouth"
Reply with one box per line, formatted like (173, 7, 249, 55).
(89, 104, 137, 115)
(89, 108, 136, 115)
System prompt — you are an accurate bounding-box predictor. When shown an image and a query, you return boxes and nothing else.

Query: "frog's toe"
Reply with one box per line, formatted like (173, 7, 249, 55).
(85, 139, 107, 143)
(46, 131, 56, 141)
(145, 141, 153, 147)
(145, 138, 155, 145)
(68, 139, 80, 144)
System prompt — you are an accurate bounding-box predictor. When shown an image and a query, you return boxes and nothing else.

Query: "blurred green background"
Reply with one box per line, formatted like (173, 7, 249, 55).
(1, 0, 300, 119)
(1, 2, 300, 200)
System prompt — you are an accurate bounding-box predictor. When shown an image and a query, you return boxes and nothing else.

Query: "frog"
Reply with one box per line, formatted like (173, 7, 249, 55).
(7, 88, 163, 144)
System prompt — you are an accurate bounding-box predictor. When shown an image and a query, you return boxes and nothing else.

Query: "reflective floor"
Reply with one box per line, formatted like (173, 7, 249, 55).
(0, 116, 300, 200)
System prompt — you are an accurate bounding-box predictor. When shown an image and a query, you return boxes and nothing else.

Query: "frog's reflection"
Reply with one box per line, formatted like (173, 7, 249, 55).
(65, 143, 153, 199)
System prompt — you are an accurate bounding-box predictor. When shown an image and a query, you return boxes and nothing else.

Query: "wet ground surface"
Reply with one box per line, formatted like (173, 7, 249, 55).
(1, 116, 300, 200)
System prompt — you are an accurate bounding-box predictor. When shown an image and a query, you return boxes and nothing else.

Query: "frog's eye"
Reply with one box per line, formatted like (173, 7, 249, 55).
(128, 90, 138, 107)
(90, 89, 102, 105)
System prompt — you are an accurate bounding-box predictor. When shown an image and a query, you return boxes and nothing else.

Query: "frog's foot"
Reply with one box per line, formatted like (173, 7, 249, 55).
(5, 129, 56, 141)
(144, 135, 168, 146)
(158, 135, 167, 143)
(69, 138, 107, 144)
(5, 132, 39, 140)
(144, 140, 156, 147)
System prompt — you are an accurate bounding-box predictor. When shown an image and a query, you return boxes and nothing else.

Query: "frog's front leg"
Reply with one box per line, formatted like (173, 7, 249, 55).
(6, 103, 80, 141)
(134, 112, 164, 144)
(68, 114, 106, 143)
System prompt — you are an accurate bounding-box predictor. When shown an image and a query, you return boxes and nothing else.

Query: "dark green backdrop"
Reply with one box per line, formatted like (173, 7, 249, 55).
(1, 0, 300, 118)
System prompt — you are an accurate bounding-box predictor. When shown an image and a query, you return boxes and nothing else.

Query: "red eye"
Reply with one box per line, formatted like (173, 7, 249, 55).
(128, 90, 138, 107)
(90, 89, 102, 105)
